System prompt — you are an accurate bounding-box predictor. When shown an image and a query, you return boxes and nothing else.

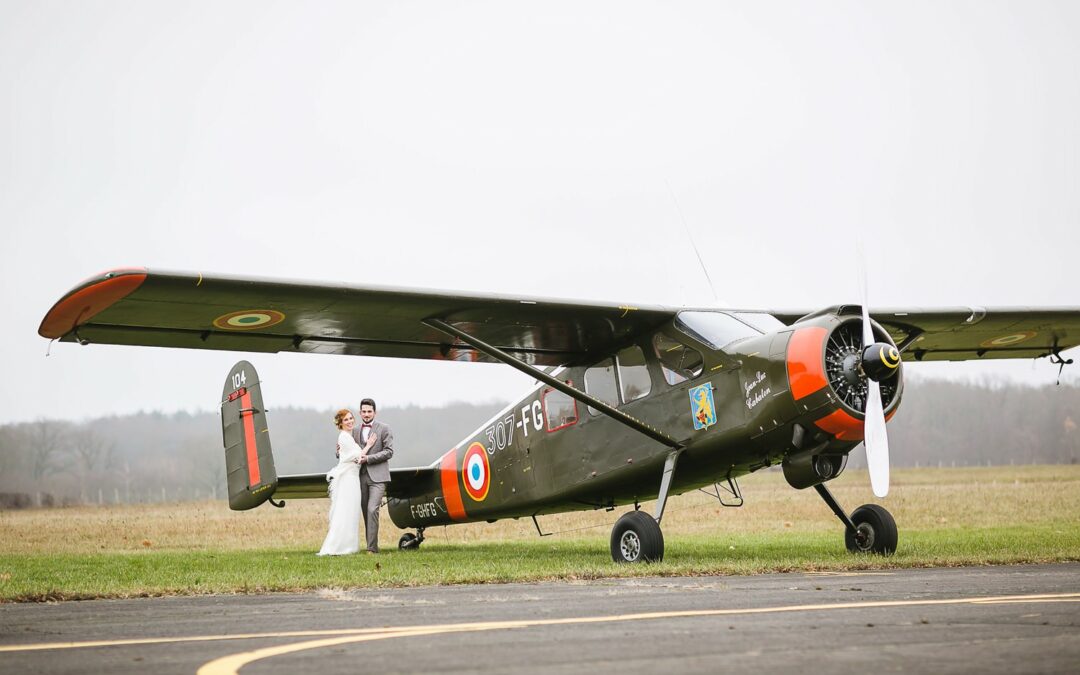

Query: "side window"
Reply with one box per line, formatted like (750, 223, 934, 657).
(617, 346, 651, 402)
(653, 334, 704, 385)
(585, 359, 619, 415)
(543, 387, 578, 431)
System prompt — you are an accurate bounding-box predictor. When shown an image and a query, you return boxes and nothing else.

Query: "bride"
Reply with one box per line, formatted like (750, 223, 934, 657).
(318, 409, 376, 556)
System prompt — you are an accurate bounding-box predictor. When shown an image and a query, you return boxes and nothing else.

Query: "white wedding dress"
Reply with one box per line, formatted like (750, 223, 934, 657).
(317, 430, 363, 556)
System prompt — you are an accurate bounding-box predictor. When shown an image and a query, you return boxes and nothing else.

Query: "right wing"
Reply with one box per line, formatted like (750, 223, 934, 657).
(771, 305, 1080, 361)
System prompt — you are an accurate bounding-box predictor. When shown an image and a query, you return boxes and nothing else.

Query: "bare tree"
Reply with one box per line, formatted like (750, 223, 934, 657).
(71, 429, 114, 472)
(0, 426, 25, 473)
(183, 436, 225, 496)
(27, 420, 69, 480)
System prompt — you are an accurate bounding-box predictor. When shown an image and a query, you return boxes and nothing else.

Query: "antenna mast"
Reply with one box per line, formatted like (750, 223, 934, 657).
(666, 179, 719, 304)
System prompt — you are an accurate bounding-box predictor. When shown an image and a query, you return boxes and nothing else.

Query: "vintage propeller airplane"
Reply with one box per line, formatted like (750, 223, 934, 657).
(39, 268, 1080, 562)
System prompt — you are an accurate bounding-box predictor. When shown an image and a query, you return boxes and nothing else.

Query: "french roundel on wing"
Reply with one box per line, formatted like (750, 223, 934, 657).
(212, 309, 286, 331)
(462, 442, 490, 502)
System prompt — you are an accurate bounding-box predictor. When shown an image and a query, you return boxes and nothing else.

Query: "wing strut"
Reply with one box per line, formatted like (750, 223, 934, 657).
(423, 318, 682, 450)
(654, 449, 682, 523)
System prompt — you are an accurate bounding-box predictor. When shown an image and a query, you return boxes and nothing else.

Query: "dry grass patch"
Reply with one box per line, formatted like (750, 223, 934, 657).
(2, 466, 1077, 555)
(1, 466, 1078, 601)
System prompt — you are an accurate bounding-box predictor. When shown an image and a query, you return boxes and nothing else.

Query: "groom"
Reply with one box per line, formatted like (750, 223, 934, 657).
(351, 398, 393, 553)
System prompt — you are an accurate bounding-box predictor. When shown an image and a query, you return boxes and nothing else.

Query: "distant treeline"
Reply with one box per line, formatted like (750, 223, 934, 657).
(1, 381, 1077, 506)
(0, 402, 501, 507)
(860, 379, 1080, 468)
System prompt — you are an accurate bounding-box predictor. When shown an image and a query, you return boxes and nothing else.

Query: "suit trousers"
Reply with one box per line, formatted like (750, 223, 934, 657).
(359, 470, 386, 552)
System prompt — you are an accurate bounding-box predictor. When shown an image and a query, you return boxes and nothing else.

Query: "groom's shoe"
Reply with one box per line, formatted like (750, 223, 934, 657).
(366, 549, 378, 554)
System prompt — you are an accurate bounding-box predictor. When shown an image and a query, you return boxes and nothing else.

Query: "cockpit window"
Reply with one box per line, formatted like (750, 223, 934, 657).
(616, 346, 651, 402)
(543, 387, 578, 431)
(652, 334, 704, 385)
(584, 358, 619, 415)
(676, 311, 761, 350)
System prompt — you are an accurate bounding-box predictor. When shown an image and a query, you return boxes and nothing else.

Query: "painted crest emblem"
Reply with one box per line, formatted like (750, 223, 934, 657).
(462, 442, 490, 502)
(689, 382, 716, 430)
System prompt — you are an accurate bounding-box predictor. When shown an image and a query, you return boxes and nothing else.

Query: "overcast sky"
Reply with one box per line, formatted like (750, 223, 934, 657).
(2, 1, 1078, 425)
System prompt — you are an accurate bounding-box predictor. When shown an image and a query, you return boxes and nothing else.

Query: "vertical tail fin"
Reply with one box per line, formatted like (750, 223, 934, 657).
(220, 360, 278, 510)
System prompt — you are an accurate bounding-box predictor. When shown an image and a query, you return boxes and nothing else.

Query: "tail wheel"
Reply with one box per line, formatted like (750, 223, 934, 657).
(845, 504, 898, 555)
(610, 510, 664, 563)
(398, 533, 421, 551)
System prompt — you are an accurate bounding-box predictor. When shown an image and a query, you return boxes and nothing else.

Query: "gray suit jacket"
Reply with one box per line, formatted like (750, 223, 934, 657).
(351, 420, 393, 483)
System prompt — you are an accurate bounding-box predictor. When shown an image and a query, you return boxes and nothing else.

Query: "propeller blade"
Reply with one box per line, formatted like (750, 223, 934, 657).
(859, 241, 890, 497)
(865, 381, 890, 497)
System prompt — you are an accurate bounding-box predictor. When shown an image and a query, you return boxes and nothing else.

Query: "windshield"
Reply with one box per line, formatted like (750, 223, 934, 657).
(676, 311, 762, 350)
(732, 312, 786, 333)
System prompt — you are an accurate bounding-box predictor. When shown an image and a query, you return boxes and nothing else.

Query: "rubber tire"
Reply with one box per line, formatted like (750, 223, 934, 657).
(398, 533, 420, 551)
(610, 510, 664, 563)
(845, 504, 898, 555)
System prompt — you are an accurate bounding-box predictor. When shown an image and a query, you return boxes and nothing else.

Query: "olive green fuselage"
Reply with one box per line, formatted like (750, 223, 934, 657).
(389, 312, 903, 530)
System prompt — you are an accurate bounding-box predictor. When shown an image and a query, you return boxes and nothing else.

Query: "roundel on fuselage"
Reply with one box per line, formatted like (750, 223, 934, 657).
(462, 442, 490, 502)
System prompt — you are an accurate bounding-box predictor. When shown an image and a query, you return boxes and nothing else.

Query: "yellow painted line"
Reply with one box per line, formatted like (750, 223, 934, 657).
(3, 592, 1077, 658)
(197, 592, 1080, 675)
(972, 598, 1080, 605)
(197, 625, 522, 675)
(0, 627, 409, 653)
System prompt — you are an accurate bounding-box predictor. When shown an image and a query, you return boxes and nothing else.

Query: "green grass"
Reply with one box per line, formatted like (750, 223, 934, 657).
(3, 466, 1078, 602)
(3, 524, 1077, 602)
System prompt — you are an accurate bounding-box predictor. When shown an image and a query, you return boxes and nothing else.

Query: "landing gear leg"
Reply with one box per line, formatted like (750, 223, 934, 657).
(610, 450, 680, 563)
(814, 483, 897, 555)
(398, 527, 425, 551)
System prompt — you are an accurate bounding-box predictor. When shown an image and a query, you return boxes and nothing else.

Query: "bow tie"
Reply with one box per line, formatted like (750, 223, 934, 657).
(362, 424, 372, 428)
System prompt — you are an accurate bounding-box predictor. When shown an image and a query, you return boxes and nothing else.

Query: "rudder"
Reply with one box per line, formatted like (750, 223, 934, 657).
(220, 360, 278, 510)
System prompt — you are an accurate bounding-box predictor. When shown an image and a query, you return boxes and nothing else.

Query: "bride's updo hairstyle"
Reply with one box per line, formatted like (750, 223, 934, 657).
(334, 409, 352, 429)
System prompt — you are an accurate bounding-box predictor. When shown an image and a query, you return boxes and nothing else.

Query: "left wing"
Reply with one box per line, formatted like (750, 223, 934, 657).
(772, 305, 1080, 361)
(39, 268, 676, 367)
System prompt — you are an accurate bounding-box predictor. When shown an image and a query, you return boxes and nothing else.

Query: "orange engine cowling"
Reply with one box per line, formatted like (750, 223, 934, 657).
(784, 315, 903, 446)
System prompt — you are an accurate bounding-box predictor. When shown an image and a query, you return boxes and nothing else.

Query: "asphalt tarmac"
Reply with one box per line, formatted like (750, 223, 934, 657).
(1, 563, 1078, 674)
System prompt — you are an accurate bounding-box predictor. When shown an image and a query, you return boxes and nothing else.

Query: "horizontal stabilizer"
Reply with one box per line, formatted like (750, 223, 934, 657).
(273, 466, 439, 502)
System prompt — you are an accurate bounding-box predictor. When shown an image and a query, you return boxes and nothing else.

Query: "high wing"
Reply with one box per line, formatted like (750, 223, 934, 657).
(772, 305, 1080, 361)
(39, 269, 1080, 365)
(273, 466, 439, 501)
(39, 268, 676, 366)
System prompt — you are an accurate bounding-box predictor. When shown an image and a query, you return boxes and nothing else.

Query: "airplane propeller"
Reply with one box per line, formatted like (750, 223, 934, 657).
(858, 257, 901, 498)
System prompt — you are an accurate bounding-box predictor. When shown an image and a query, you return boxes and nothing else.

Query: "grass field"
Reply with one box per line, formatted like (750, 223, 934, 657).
(1, 466, 1078, 602)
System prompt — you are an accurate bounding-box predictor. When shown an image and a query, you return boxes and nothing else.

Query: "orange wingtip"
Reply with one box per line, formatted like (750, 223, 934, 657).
(38, 268, 148, 339)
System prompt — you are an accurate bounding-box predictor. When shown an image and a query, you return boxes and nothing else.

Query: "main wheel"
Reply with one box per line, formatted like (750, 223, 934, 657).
(844, 504, 897, 555)
(610, 510, 664, 563)
(398, 532, 421, 551)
